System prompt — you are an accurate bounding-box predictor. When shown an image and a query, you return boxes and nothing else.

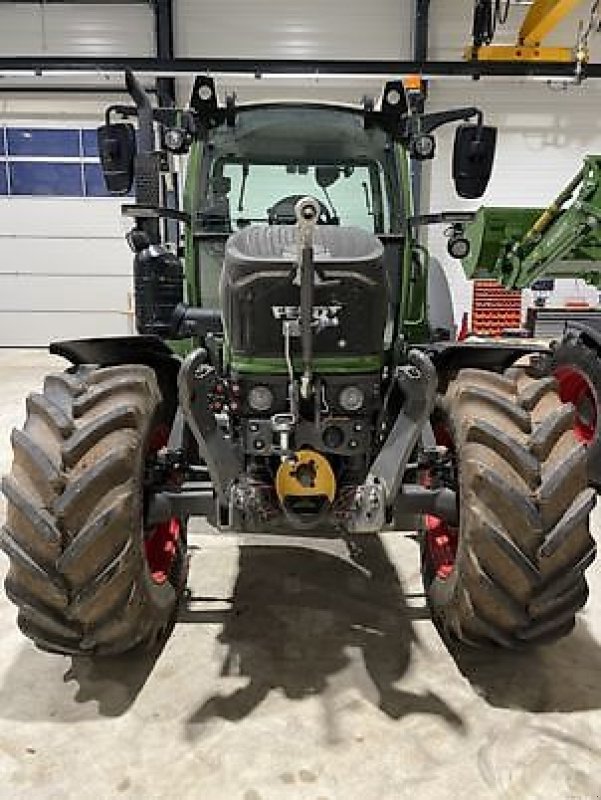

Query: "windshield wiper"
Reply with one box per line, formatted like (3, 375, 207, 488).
(362, 181, 374, 217)
(319, 182, 338, 221)
(237, 163, 249, 212)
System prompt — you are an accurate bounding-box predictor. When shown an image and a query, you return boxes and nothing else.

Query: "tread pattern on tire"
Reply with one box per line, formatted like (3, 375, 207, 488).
(425, 360, 597, 648)
(1, 364, 186, 656)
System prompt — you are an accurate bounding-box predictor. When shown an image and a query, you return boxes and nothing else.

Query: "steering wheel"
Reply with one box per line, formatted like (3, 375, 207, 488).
(267, 194, 334, 225)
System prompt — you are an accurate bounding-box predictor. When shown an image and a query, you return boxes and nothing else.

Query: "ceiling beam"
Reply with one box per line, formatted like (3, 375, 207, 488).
(154, 0, 175, 106)
(414, 0, 431, 63)
(411, 1, 431, 215)
(1, 56, 600, 79)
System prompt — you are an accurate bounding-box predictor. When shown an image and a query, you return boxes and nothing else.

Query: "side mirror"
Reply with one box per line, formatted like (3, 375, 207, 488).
(453, 124, 497, 199)
(97, 123, 136, 195)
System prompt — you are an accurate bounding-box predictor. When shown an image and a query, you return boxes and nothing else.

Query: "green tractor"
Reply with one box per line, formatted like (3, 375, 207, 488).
(1, 72, 597, 657)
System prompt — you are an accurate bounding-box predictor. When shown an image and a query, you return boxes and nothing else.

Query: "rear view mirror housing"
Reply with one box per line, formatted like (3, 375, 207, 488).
(97, 123, 136, 195)
(315, 166, 340, 188)
(453, 124, 497, 199)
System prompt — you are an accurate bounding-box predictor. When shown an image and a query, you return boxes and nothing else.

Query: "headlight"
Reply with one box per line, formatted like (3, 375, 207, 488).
(339, 385, 365, 412)
(248, 385, 274, 412)
(164, 127, 186, 152)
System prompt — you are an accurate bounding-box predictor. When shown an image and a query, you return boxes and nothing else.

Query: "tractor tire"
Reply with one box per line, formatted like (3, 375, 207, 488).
(549, 331, 601, 488)
(1, 364, 187, 656)
(422, 362, 597, 648)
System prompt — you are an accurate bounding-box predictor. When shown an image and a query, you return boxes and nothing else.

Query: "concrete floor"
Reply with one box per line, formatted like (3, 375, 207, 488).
(0, 350, 601, 800)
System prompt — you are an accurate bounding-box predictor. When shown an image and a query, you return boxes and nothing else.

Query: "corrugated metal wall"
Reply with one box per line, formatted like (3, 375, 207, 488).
(0, 2, 155, 56)
(175, 0, 411, 59)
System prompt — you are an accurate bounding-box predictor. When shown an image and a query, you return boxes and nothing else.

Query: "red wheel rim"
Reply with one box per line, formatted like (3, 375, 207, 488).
(554, 366, 597, 444)
(145, 517, 182, 585)
(423, 425, 459, 581)
(144, 424, 181, 585)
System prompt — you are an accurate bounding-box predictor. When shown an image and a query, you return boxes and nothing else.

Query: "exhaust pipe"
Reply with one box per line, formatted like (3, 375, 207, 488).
(124, 69, 160, 244)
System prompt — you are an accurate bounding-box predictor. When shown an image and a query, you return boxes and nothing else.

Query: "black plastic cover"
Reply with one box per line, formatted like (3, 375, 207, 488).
(221, 225, 388, 360)
(134, 246, 184, 336)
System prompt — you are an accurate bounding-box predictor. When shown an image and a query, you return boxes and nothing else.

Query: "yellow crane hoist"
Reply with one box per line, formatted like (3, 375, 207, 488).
(467, 0, 598, 63)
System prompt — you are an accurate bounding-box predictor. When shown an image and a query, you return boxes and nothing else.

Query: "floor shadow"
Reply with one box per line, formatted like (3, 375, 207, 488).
(0, 634, 166, 721)
(185, 537, 464, 735)
(449, 618, 601, 712)
(64, 641, 167, 717)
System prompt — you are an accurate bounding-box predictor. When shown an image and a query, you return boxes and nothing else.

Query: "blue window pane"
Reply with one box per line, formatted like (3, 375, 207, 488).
(0, 129, 5, 156)
(7, 127, 81, 157)
(84, 163, 133, 197)
(0, 163, 7, 195)
(82, 129, 99, 157)
(84, 162, 110, 196)
(10, 162, 83, 196)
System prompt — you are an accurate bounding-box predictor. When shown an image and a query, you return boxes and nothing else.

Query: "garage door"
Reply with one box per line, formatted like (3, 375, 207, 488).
(0, 125, 134, 347)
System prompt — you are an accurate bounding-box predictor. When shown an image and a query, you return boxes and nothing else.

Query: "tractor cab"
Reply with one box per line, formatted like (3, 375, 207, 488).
(96, 74, 496, 346)
(187, 103, 405, 357)
(185, 104, 409, 340)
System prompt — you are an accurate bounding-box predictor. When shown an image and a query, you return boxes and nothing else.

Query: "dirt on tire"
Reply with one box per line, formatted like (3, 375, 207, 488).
(423, 361, 597, 648)
(1, 364, 187, 656)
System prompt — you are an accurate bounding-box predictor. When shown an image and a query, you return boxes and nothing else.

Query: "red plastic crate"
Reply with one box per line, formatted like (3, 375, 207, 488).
(471, 280, 522, 337)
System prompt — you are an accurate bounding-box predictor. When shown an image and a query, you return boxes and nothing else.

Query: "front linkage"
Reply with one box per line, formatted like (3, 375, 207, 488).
(167, 199, 450, 535)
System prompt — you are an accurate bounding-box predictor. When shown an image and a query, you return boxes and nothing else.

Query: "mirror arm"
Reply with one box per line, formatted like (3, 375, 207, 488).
(105, 104, 137, 126)
(121, 204, 191, 225)
(408, 211, 476, 228)
(104, 103, 190, 131)
(406, 107, 482, 137)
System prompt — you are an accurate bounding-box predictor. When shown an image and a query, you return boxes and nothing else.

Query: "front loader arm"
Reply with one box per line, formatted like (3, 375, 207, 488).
(462, 155, 601, 290)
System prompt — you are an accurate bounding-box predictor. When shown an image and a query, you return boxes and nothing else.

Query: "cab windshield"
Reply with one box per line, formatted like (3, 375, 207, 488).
(191, 104, 404, 310)
(213, 159, 390, 233)
(195, 104, 402, 238)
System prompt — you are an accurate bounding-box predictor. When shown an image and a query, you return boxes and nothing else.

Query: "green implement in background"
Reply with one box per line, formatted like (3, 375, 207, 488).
(462, 155, 601, 289)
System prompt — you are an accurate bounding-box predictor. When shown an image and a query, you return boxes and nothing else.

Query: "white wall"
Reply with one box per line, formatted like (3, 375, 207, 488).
(173, 0, 413, 105)
(0, 197, 134, 346)
(0, 103, 135, 347)
(423, 0, 601, 324)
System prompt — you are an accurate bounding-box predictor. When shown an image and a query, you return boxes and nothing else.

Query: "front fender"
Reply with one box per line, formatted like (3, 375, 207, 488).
(50, 335, 182, 414)
(422, 340, 549, 391)
(50, 335, 178, 370)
